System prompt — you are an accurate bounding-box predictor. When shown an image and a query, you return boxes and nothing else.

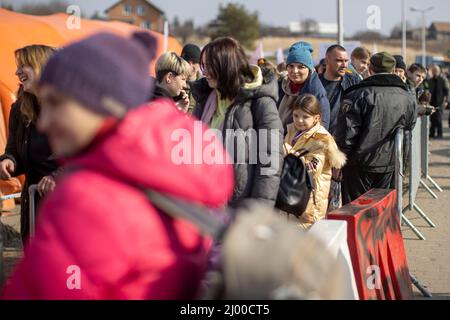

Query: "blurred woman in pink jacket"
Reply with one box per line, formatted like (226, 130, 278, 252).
(1, 32, 233, 300)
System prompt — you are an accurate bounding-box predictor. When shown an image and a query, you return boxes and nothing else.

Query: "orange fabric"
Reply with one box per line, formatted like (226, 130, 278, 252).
(0, 8, 181, 202)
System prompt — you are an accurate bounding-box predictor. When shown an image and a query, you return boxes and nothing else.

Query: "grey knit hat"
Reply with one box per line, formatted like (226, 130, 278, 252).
(39, 31, 157, 117)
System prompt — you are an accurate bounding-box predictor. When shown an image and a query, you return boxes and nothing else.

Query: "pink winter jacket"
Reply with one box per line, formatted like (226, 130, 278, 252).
(1, 100, 234, 300)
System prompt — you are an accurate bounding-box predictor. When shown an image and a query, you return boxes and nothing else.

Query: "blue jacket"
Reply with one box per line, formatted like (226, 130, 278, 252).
(278, 71, 331, 131)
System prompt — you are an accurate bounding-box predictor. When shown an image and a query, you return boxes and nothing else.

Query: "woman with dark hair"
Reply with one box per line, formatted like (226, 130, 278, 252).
(192, 37, 284, 208)
(0, 45, 59, 243)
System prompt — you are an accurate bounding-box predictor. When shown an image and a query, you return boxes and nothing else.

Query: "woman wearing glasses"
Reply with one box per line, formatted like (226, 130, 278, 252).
(192, 37, 284, 208)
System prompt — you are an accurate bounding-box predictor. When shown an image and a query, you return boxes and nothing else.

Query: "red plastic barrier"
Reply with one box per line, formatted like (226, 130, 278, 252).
(327, 189, 413, 300)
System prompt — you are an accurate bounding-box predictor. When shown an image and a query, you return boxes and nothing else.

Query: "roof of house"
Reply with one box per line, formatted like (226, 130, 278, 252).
(105, 0, 165, 15)
(430, 22, 450, 34)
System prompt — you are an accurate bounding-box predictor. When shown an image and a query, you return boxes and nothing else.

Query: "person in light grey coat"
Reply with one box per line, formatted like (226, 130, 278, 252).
(192, 37, 283, 208)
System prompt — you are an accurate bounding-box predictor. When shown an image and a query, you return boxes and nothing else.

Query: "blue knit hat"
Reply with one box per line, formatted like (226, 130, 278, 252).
(286, 41, 314, 71)
(39, 31, 157, 117)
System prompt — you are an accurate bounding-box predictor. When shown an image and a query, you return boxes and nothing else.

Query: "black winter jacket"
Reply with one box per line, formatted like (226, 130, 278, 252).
(424, 75, 449, 109)
(192, 77, 284, 208)
(0, 99, 58, 241)
(335, 74, 418, 173)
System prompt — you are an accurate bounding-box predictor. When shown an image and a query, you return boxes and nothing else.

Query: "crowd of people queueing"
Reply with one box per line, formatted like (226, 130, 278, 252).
(0, 30, 448, 299)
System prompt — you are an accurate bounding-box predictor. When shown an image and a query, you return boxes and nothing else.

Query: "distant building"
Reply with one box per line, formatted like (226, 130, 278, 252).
(317, 23, 338, 37)
(428, 22, 450, 41)
(288, 21, 338, 38)
(408, 28, 423, 41)
(289, 22, 302, 34)
(104, 0, 165, 32)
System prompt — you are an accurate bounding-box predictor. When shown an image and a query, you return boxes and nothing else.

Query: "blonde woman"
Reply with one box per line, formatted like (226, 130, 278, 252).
(0, 45, 59, 243)
(154, 51, 191, 112)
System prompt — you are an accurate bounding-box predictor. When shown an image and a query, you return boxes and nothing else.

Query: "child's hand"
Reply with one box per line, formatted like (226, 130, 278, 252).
(306, 157, 319, 172)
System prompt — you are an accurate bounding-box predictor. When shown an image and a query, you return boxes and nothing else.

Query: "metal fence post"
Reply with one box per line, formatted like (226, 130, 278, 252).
(28, 184, 38, 239)
(395, 128, 426, 240)
(409, 117, 436, 229)
(395, 128, 403, 223)
(420, 115, 443, 194)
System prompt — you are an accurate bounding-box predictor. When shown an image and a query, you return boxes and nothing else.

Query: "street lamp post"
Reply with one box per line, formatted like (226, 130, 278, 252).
(337, 0, 344, 46)
(410, 6, 434, 67)
(402, 0, 407, 61)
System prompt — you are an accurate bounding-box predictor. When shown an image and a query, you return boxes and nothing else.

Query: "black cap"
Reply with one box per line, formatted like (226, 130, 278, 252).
(393, 55, 406, 71)
(181, 43, 201, 63)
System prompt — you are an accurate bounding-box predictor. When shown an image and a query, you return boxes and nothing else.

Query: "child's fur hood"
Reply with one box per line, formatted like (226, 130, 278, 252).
(310, 133, 347, 169)
(287, 123, 347, 169)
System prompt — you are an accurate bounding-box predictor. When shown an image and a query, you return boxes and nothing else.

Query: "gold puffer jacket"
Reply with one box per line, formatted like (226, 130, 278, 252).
(284, 123, 346, 229)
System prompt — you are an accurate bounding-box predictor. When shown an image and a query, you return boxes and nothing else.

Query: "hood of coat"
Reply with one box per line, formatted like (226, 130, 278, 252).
(288, 123, 347, 169)
(306, 72, 328, 98)
(344, 73, 409, 95)
(281, 71, 327, 98)
(191, 65, 279, 107)
(153, 83, 173, 100)
(234, 65, 279, 104)
(69, 100, 234, 207)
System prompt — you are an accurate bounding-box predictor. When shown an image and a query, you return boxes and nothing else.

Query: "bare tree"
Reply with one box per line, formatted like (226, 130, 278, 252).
(1, 3, 14, 11)
(352, 30, 384, 41)
(301, 19, 319, 36)
(260, 24, 290, 37)
(16, 0, 84, 17)
(171, 17, 195, 45)
(390, 21, 412, 39)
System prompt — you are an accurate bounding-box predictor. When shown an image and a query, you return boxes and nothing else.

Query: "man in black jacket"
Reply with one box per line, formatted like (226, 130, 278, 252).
(319, 45, 360, 136)
(335, 52, 419, 204)
(425, 64, 449, 138)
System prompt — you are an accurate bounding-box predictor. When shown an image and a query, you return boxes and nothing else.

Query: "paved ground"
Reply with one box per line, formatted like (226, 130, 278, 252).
(1, 113, 450, 298)
(0, 205, 22, 288)
(402, 111, 450, 299)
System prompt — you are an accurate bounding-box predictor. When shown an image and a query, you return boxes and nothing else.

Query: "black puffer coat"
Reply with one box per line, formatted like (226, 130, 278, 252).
(335, 74, 418, 173)
(192, 76, 284, 207)
(0, 99, 58, 241)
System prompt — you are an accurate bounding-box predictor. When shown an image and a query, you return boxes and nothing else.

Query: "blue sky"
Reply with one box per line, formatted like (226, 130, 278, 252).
(2, 0, 450, 36)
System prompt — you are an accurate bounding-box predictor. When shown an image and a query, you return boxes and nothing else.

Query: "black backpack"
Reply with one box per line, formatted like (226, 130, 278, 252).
(275, 149, 315, 217)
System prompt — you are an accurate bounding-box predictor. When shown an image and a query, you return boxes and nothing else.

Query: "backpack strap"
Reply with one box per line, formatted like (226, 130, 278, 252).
(144, 189, 227, 242)
(67, 164, 228, 242)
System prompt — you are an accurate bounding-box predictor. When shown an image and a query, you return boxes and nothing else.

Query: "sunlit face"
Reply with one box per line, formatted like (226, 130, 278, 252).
(38, 85, 105, 158)
(352, 58, 370, 75)
(292, 108, 320, 132)
(287, 63, 310, 84)
(326, 49, 349, 78)
(16, 64, 38, 94)
(201, 56, 218, 89)
(430, 65, 441, 78)
(394, 68, 406, 81)
(189, 62, 201, 80)
(407, 70, 426, 88)
(164, 72, 187, 97)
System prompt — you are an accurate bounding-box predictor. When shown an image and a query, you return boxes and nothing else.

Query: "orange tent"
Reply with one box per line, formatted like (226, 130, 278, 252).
(0, 8, 181, 209)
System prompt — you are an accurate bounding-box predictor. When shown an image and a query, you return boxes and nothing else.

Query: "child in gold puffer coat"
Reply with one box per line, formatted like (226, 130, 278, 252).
(283, 94, 347, 229)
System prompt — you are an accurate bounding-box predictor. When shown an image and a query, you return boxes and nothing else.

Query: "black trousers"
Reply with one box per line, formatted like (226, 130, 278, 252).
(342, 166, 395, 205)
(430, 108, 443, 137)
